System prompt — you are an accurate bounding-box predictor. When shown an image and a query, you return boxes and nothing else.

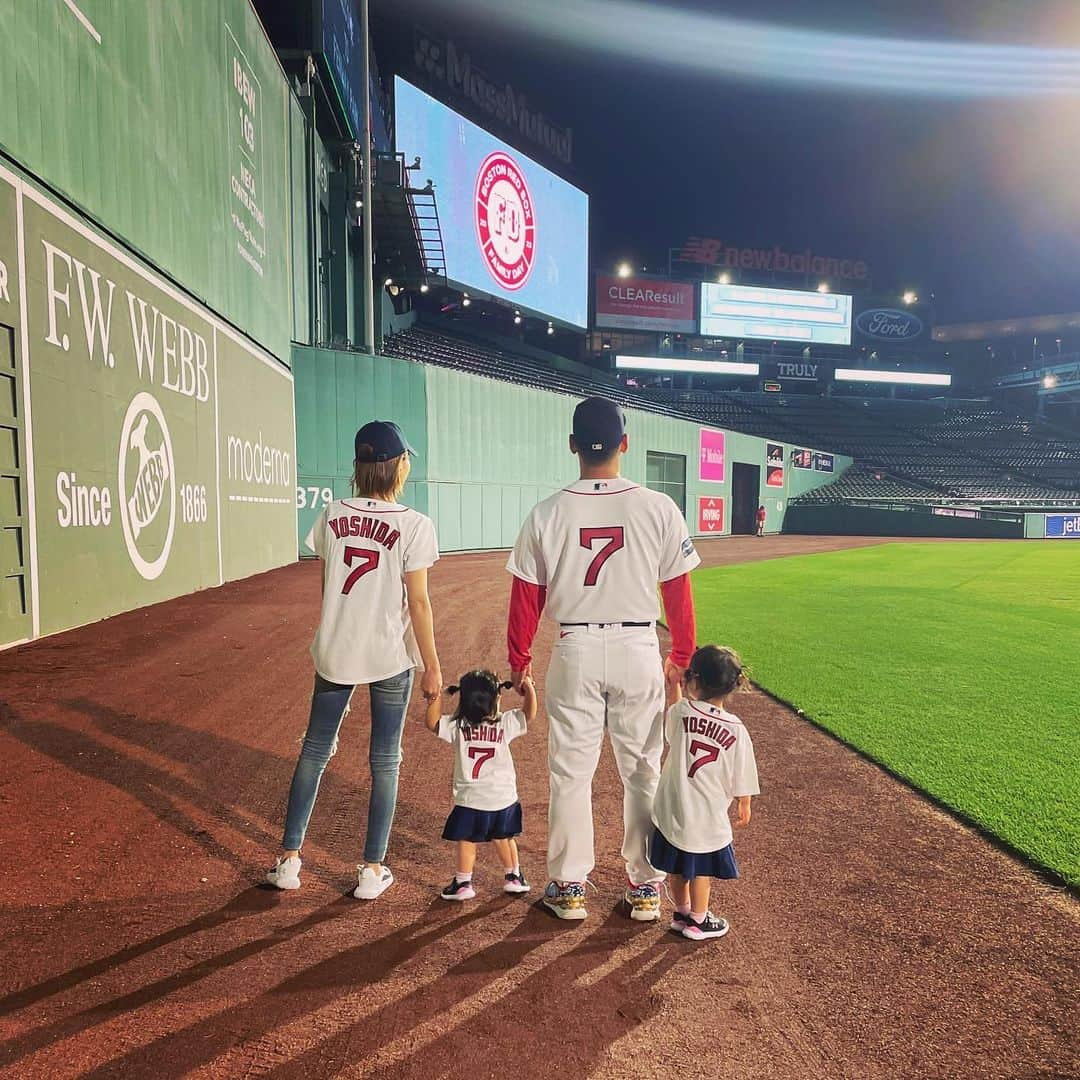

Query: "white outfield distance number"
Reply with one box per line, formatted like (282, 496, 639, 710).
(296, 486, 334, 510)
(180, 484, 209, 524)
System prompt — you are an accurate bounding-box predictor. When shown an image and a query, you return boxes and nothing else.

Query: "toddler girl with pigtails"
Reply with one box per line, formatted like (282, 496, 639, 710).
(426, 669, 537, 900)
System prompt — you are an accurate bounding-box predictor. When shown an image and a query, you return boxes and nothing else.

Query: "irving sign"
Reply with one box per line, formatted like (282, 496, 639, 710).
(413, 29, 573, 165)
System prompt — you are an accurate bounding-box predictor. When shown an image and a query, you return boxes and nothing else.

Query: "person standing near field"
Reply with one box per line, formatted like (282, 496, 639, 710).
(756, 505, 767, 538)
(506, 397, 700, 921)
(266, 421, 442, 901)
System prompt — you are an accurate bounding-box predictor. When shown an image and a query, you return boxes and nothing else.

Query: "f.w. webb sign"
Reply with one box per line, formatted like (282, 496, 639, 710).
(413, 29, 573, 165)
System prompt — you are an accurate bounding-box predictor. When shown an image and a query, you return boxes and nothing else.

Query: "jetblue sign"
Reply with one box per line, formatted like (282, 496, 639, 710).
(856, 308, 925, 343)
(1046, 513, 1080, 538)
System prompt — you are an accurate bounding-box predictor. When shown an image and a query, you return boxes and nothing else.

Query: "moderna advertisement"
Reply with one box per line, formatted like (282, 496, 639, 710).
(394, 77, 588, 327)
(595, 275, 696, 333)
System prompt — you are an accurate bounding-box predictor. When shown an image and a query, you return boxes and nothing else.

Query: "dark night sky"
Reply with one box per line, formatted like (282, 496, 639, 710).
(374, 0, 1080, 325)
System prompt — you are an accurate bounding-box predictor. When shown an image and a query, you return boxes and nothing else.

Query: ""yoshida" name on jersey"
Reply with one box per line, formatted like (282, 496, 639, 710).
(327, 514, 401, 549)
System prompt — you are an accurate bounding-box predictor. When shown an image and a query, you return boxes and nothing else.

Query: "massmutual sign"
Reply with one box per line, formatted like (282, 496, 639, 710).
(413, 29, 573, 165)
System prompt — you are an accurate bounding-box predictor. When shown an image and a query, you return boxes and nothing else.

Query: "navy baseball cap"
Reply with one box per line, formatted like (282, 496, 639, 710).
(354, 421, 416, 463)
(573, 397, 626, 453)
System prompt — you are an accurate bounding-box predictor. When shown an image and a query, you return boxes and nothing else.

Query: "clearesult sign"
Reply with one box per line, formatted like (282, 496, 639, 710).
(2, 165, 296, 642)
(855, 307, 926, 344)
(595, 275, 696, 333)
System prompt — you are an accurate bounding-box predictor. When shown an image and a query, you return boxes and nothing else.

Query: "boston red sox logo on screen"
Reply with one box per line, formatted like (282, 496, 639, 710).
(475, 151, 535, 291)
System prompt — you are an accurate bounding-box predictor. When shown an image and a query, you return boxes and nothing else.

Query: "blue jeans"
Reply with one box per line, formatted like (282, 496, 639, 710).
(282, 669, 414, 862)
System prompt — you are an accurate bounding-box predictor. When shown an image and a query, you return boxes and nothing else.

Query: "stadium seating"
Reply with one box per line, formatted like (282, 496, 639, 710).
(384, 324, 1080, 508)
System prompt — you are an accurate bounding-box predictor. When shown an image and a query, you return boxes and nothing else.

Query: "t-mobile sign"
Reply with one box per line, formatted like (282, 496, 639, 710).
(698, 497, 724, 533)
(699, 429, 725, 482)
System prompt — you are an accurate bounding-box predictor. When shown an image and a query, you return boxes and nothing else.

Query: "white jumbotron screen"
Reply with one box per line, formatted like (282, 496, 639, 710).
(700, 283, 853, 345)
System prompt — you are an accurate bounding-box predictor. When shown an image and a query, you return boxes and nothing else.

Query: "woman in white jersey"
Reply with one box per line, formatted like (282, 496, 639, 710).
(426, 669, 536, 900)
(266, 421, 442, 900)
(650, 645, 759, 941)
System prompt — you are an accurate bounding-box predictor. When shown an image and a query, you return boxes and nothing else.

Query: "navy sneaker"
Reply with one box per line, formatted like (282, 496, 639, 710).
(669, 909, 690, 933)
(503, 871, 530, 894)
(681, 912, 730, 941)
(440, 877, 477, 901)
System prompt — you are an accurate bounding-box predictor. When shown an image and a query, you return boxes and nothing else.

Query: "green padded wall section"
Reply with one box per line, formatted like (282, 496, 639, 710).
(0, 0, 295, 361)
(292, 346, 429, 549)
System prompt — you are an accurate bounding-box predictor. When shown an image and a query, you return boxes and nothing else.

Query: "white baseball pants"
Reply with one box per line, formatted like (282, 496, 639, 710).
(545, 624, 666, 885)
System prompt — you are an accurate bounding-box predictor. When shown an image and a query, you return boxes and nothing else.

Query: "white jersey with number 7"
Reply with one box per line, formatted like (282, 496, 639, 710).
(506, 479, 700, 621)
(306, 497, 439, 685)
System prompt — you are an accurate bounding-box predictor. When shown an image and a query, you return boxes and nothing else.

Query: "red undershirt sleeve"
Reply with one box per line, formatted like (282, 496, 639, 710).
(660, 573, 696, 668)
(508, 575, 547, 672)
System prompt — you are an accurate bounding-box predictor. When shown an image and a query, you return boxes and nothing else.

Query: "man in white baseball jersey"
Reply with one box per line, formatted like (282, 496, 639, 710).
(506, 397, 700, 921)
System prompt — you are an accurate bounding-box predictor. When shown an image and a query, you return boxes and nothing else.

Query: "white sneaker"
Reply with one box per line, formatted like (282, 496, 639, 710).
(266, 855, 301, 890)
(353, 864, 394, 900)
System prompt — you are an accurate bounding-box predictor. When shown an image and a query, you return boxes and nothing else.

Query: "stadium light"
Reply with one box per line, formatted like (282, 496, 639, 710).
(817, 282, 830, 293)
(1043, 374, 1058, 389)
(462, 294, 471, 307)
(616, 355, 760, 376)
(547, 322, 555, 335)
(419, 283, 429, 293)
(903, 290, 919, 305)
(455, 1, 1080, 98)
(718, 271, 731, 284)
(514, 311, 522, 325)
(616, 262, 633, 278)
(834, 368, 951, 386)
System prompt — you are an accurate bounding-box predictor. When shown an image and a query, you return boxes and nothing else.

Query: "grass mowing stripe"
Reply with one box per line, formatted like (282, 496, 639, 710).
(692, 542, 1080, 888)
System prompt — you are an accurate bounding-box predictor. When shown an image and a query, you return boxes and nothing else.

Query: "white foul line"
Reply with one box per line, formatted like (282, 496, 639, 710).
(62, 0, 102, 44)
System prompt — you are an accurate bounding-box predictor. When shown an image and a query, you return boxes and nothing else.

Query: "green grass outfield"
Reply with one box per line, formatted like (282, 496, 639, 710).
(692, 542, 1080, 888)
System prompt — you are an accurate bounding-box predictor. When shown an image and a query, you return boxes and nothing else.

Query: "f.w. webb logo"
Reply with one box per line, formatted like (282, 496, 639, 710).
(117, 392, 176, 580)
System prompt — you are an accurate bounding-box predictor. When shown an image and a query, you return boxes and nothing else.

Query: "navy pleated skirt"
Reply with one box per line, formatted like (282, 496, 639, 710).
(649, 826, 739, 880)
(442, 801, 523, 842)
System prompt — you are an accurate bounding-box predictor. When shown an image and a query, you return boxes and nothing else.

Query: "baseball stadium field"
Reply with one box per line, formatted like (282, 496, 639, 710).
(694, 541, 1080, 888)
(1, 537, 1077, 1078)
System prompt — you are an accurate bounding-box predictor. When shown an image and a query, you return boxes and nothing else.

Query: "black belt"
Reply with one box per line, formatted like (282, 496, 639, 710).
(560, 621, 652, 628)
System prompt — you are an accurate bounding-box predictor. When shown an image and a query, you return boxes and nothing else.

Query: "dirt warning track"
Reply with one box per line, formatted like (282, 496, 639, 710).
(1, 537, 1077, 1078)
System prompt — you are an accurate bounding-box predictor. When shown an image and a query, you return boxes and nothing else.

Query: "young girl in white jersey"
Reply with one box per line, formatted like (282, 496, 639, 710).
(426, 669, 537, 900)
(650, 645, 759, 941)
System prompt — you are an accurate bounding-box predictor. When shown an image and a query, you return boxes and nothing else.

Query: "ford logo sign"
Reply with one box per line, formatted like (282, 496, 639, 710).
(856, 308, 924, 341)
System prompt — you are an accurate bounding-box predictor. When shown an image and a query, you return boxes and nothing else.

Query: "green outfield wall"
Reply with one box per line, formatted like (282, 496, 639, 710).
(1, 164, 297, 648)
(1, 0, 297, 360)
(291, 342, 850, 554)
(784, 503, 1026, 539)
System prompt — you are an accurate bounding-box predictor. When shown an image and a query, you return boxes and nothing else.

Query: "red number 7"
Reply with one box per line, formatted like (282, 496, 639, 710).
(579, 526, 625, 587)
(687, 739, 720, 779)
(342, 546, 380, 595)
(467, 746, 496, 779)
